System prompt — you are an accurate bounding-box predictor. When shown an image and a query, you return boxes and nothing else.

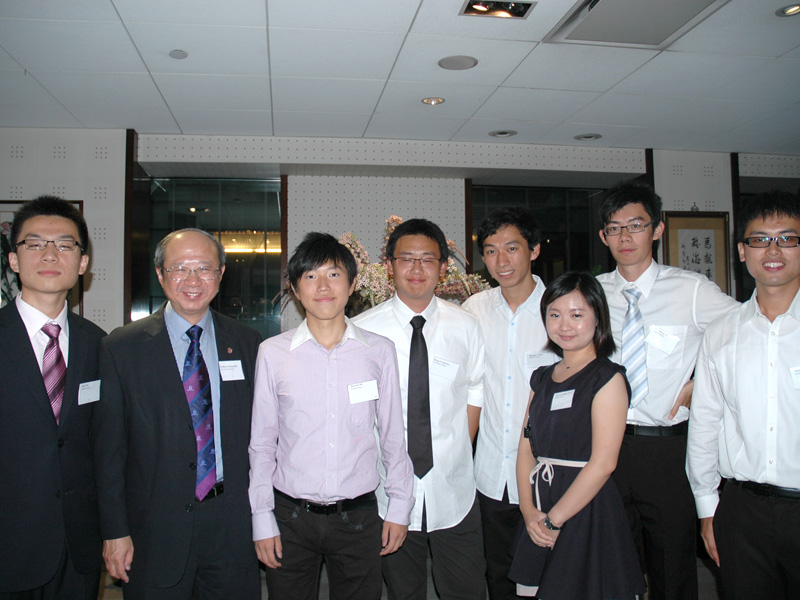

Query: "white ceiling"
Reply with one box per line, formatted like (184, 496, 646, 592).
(0, 0, 798, 161)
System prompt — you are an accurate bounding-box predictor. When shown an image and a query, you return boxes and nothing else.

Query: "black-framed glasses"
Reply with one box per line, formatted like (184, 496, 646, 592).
(391, 256, 443, 267)
(161, 266, 221, 281)
(16, 238, 83, 252)
(603, 221, 654, 237)
(741, 235, 800, 248)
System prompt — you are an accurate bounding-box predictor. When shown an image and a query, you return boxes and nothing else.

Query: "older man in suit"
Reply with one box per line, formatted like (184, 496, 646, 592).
(92, 228, 262, 599)
(0, 196, 105, 599)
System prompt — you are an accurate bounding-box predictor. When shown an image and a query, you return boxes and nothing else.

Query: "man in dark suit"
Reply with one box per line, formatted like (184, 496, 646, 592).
(0, 196, 105, 599)
(92, 228, 262, 599)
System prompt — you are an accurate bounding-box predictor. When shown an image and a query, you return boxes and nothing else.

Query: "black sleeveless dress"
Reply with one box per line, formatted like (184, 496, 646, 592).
(508, 358, 645, 600)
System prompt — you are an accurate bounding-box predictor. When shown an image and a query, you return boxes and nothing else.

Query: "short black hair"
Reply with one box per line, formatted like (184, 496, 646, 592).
(11, 195, 89, 253)
(477, 206, 541, 254)
(540, 271, 615, 359)
(386, 218, 449, 263)
(736, 190, 800, 241)
(600, 180, 663, 230)
(287, 232, 358, 289)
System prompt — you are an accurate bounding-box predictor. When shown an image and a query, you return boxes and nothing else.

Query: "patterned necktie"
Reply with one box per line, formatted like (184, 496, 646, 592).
(621, 287, 648, 408)
(183, 325, 217, 500)
(41, 323, 66, 424)
(408, 315, 434, 478)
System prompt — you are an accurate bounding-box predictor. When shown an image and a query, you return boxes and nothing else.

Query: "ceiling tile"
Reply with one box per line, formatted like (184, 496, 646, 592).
(615, 127, 711, 150)
(70, 104, 181, 133)
(0, 1, 118, 20)
(653, 98, 786, 134)
(708, 58, 800, 103)
(267, 0, 420, 33)
(475, 87, 599, 121)
(114, 0, 266, 27)
(0, 70, 61, 105)
(451, 118, 558, 143)
(0, 102, 82, 128)
(273, 111, 371, 137)
(153, 74, 271, 111)
(173, 109, 272, 135)
(690, 128, 800, 154)
(35, 72, 168, 110)
(537, 122, 645, 147)
(0, 46, 21, 71)
(569, 93, 694, 127)
(365, 113, 467, 140)
(272, 78, 384, 113)
(375, 81, 497, 118)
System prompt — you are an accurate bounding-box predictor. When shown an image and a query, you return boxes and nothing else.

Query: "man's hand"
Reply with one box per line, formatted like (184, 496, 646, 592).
(668, 379, 694, 420)
(103, 536, 134, 583)
(700, 517, 719, 567)
(255, 536, 282, 569)
(380, 521, 408, 556)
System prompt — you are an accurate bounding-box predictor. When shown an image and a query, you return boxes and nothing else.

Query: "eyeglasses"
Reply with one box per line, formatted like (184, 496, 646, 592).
(391, 256, 442, 268)
(603, 221, 654, 237)
(161, 266, 221, 281)
(16, 239, 83, 252)
(741, 235, 800, 248)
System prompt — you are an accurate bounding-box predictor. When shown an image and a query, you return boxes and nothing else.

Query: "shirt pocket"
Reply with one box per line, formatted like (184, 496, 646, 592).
(645, 325, 686, 371)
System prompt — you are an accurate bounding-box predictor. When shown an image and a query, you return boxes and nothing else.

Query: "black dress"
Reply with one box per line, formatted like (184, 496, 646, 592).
(508, 358, 645, 600)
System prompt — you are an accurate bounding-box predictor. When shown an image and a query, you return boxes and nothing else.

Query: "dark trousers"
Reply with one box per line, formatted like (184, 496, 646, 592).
(478, 489, 523, 600)
(715, 481, 800, 600)
(613, 432, 698, 600)
(382, 496, 486, 600)
(0, 542, 99, 600)
(123, 491, 260, 600)
(264, 491, 383, 600)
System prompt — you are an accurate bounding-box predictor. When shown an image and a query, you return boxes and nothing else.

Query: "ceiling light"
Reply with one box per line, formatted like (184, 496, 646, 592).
(489, 130, 518, 138)
(438, 55, 479, 70)
(169, 49, 188, 59)
(573, 133, 603, 141)
(422, 97, 445, 106)
(776, 4, 800, 16)
(189, 206, 196, 212)
(461, 1, 536, 18)
(473, 2, 489, 10)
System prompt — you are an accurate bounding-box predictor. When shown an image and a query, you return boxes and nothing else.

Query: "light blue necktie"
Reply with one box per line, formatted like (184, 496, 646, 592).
(621, 287, 648, 408)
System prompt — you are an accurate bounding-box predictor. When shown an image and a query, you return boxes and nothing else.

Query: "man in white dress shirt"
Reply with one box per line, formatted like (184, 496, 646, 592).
(462, 207, 556, 600)
(596, 180, 738, 600)
(354, 218, 486, 599)
(687, 191, 800, 600)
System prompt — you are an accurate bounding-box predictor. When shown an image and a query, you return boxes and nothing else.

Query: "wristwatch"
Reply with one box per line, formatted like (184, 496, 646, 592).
(544, 515, 562, 531)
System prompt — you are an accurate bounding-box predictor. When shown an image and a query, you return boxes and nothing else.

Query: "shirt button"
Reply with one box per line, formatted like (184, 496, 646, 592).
(770, 331, 776, 336)
(769, 459, 774, 465)
(189, 462, 196, 470)
(185, 503, 193, 512)
(506, 403, 510, 407)
(770, 427, 774, 432)
(329, 442, 334, 447)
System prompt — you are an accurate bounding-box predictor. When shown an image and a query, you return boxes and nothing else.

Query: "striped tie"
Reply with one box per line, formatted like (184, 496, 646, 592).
(621, 288, 648, 408)
(41, 323, 66, 424)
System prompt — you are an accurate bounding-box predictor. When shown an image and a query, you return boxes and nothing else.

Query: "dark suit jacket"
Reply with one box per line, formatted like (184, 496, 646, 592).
(0, 301, 105, 592)
(91, 305, 262, 588)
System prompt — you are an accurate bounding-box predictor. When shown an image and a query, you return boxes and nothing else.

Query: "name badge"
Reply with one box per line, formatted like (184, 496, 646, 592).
(219, 360, 245, 381)
(431, 356, 459, 381)
(791, 366, 800, 390)
(78, 380, 101, 405)
(646, 326, 680, 355)
(348, 380, 379, 404)
(551, 389, 575, 411)
(525, 352, 549, 370)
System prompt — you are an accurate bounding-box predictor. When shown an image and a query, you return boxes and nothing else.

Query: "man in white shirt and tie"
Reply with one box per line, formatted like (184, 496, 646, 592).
(687, 190, 800, 600)
(354, 218, 486, 600)
(596, 180, 738, 600)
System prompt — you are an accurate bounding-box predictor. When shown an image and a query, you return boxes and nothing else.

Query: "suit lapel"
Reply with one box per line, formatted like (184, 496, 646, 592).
(59, 313, 86, 427)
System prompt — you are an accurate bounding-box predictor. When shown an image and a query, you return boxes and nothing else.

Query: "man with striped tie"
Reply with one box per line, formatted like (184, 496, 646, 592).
(597, 180, 738, 600)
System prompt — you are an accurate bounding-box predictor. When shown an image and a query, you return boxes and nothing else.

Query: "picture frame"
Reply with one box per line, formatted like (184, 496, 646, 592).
(1, 200, 84, 314)
(661, 210, 730, 294)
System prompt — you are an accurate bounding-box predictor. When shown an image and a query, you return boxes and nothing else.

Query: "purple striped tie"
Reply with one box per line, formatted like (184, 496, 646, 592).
(41, 323, 66, 424)
(183, 325, 217, 501)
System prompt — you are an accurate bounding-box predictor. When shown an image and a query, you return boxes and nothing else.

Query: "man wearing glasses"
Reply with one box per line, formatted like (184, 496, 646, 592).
(0, 196, 105, 599)
(597, 180, 738, 600)
(92, 228, 262, 599)
(688, 191, 800, 600)
(354, 218, 486, 599)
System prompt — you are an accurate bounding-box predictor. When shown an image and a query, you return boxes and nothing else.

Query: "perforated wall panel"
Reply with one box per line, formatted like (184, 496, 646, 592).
(739, 154, 800, 178)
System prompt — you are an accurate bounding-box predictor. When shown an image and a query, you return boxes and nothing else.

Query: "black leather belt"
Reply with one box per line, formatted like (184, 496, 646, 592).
(274, 489, 377, 515)
(625, 421, 688, 437)
(197, 481, 224, 502)
(732, 479, 800, 500)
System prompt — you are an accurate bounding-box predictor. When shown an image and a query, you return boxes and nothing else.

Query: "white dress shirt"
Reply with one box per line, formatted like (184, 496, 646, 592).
(598, 260, 739, 427)
(16, 295, 69, 370)
(687, 288, 800, 519)
(354, 295, 484, 532)
(462, 276, 557, 503)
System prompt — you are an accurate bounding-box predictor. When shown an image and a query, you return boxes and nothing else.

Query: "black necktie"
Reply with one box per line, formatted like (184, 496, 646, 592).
(408, 315, 433, 478)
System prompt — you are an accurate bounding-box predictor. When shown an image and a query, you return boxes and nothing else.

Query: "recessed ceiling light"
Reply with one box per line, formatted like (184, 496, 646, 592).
(461, 1, 536, 19)
(169, 49, 188, 59)
(422, 97, 445, 106)
(776, 4, 800, 16)
(438, 55, 479, 71)
(573, 133, 603, 141)
(189, 207, 197, 212)
(489, 130, 518, 138)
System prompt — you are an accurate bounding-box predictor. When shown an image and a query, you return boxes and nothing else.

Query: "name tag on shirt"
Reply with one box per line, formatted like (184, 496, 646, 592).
(78, 380, 101, 405)
(646, 326, 680, 355)
(525, 352, 549, 370)
(551, 389, 575, 411)
(348, 380, 379, 404)
(791, 366, 800, 390)
(219, 360, 245, 381)
(431, 356, 459, 381)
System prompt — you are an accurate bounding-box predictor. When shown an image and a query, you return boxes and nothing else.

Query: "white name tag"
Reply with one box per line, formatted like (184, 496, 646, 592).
(219, 360, 245, 381)
(646, 326, 680, 355)
(348, 380, 379, 404)
(551, 389, 575, 411)
(791, 366, 800, 390)
(431, 356, 459, 381)
(525, 352, 549, 370)
(78, 380, 101, 405)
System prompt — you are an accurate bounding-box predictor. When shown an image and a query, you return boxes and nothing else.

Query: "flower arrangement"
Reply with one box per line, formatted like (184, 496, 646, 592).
(340, 216, 490, 316)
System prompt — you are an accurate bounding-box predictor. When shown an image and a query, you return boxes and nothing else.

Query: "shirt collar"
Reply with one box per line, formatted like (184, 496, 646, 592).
(613, 259, 659, 298)
(164, 301, 213, 341)
(391, 293, 437, 328)
(289, 316, 367, 351)
(491, 274, 545, 315)
(746, 285, 800, 324)
(15, 294, 69, 338)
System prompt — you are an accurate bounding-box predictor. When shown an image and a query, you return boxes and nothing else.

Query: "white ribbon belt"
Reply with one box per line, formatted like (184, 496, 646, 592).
(529, 456, 588, 510)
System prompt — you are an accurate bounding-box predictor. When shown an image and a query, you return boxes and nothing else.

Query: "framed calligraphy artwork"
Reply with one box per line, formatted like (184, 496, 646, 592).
(661, 211, 731, 294)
